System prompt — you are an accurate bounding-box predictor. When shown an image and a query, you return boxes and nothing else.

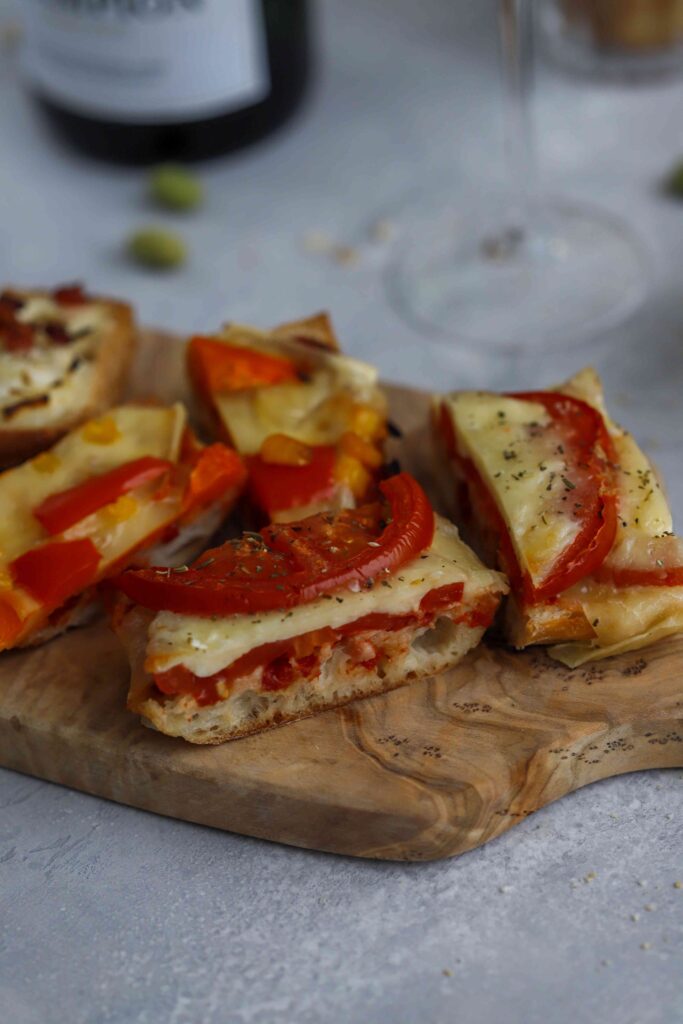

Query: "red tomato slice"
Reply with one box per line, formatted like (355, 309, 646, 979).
(34, 456, 172, 536)
(53, 283, 88, 306)
(444, 392, 618, 603)
(115, 472, 434, 616)
(246, 445, 337, 517)
(507, 392, 618, 600)
(419, 582, 465, 615)
(151, 581, 468, 705)
(11, 538, 100, 607)
(187, 336, 298, 396)
(598, 565, 683, 588)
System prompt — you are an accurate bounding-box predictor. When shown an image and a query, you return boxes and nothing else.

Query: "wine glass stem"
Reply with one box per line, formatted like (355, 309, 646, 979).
(499, 0, 538, 238)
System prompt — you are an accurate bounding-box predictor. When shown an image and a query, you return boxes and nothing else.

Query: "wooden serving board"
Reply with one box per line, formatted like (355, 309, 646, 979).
(1, 332, 682, 862)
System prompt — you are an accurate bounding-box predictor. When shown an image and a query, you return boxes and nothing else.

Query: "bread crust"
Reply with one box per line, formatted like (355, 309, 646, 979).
(503, 596, 595, 648)
(0, 292, 136, 467)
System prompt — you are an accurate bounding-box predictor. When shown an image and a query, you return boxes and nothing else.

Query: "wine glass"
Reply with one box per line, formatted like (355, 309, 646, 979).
(388, 0, 651, 351)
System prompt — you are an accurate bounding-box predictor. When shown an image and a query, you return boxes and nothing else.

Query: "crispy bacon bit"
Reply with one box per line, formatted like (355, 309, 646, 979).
(0, 291, 25, 311)
(2, 393, 49, 420)
(0, 301, 33, 352)
(53, 283, 87, 306)
(43, 320, 71, 345)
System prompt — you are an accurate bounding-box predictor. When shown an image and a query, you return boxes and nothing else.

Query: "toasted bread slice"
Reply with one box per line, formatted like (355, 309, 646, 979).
(114, 513, 507, 745)
(0, 285, 136, 466)
(187, 313, 387, 522)
(435, 368, 683, 666)
(0, 402, 245, 651)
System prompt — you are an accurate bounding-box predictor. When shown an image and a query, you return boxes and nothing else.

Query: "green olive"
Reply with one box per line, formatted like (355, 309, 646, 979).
(667, 160, 683, 197)
(149, 164, 204, 211)
(127, 227, 187, 270)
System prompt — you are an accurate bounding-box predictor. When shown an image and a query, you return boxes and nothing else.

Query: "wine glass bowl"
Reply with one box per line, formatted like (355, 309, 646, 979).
(387, 0, 652, 351)
(389, 194, 651, 351)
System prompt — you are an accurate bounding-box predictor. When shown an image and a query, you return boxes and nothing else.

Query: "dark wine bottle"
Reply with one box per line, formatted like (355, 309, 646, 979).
(21, 0, 311, 165)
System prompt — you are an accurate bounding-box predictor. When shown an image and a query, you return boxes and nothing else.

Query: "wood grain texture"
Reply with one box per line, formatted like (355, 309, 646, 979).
(1, 330, 682, 862)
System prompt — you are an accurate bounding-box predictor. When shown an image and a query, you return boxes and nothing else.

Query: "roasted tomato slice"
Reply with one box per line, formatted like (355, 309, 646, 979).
(246, 445, 338, 517)
(114, 472, 435, 616)
(187, 335, 297, 396)
(11, 538, 100, 607)
(445, 391, 618, 603)
(507, 392, 618, 600)
(34, 456, 173, 536)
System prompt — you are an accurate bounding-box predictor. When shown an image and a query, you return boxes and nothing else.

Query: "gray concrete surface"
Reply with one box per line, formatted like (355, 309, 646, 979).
(0, 2, 682, 1022)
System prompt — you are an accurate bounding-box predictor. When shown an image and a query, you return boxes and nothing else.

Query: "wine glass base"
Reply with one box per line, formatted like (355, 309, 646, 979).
(388, 197, 651, 352)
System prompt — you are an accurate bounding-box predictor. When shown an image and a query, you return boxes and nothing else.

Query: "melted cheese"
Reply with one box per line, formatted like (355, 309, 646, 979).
(144, 516, 507, 678)
(550, 582, 683, 667)
(0, 295, 110, 428)
(0, 403, 186, 566)
(443, 392, 582, 587)
(211, 328, 385, 455)
(558, 368, 672, 551)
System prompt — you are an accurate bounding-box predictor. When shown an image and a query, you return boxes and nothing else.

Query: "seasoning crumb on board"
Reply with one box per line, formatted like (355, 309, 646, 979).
(302, 230, 333, 254)
(643, 903, 657, 911)
(674, 880, 683, 889)
(369, 218, 394, 243)
(630, 913, 640, 922)
(442, 969, 452, 978)
(584, 871, 597, 883)
(640, 942, 652, 951)
(332, 245, 359, 267)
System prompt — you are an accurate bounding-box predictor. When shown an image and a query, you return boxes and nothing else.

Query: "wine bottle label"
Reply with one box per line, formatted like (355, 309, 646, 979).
(21, 0, 269, 123)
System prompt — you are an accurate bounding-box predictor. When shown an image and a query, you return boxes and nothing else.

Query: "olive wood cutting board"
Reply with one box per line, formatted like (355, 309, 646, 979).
(1, 331, 682, 862)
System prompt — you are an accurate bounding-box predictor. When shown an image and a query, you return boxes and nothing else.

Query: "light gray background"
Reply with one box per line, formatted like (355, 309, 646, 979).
(0, 2, 681, 1022)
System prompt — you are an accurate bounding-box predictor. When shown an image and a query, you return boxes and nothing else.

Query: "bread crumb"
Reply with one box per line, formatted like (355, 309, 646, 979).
(370, 219, 394, 243)
(600, 959, 611, 967)
(630, 913, 640, 922)
(302, 230, 333, 254)
(332, 245, 359, 267)
(673, 880, 682, 889)
(442, 969, 452, 977)
(584, 871, 597, 883)
(636, 879, 647, 887)
(640, 942, 652, 951)
(644, 903, 657, 912)
(0, 19, 21, 51)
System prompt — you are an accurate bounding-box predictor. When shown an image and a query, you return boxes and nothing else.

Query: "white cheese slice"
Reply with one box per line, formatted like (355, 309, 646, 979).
(0, 403, 186, 566)
(210, 330, 384, 455)
(443, 392, 582, 588)
(145, 515, 506, 678)
(0, 296, 110, 426)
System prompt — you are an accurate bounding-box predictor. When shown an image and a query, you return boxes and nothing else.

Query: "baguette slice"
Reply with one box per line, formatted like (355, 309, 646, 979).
(0, 284, 136, 466)
(114, 508, 507, 745)
(0, 402, 246, 650)
(434, 368, 683, 666)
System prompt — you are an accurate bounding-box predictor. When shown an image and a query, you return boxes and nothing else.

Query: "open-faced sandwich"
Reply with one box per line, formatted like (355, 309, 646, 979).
(112, 472, 507, 744)
(434, 367, 683, 666)
(187, 313, 389, 523)
(0, 403, 245, 650)
(0, 284, 136, 467)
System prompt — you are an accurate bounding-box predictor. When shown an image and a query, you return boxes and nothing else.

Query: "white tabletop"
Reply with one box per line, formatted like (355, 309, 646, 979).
(1, 2, 682, 1022)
